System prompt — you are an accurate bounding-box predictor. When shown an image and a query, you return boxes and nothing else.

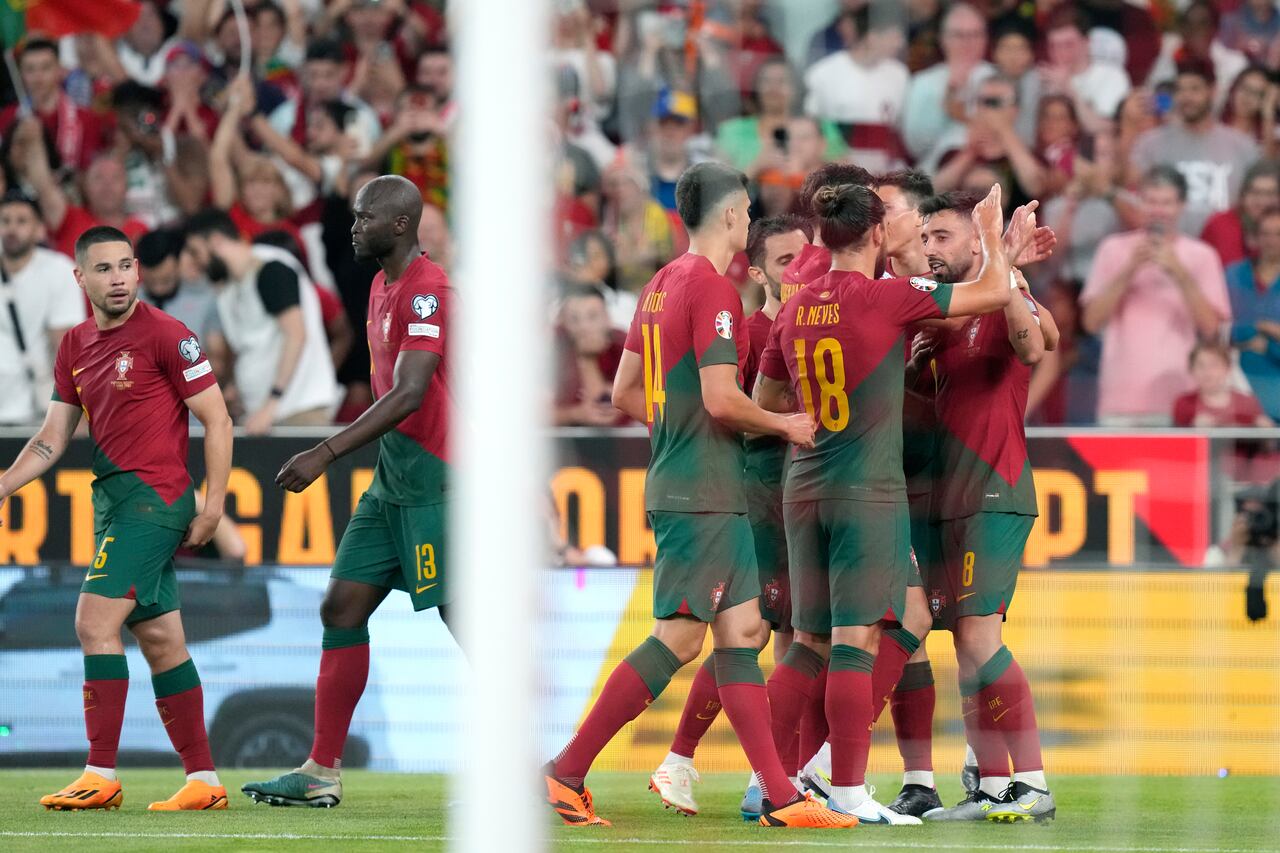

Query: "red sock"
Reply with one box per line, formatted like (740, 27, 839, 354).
(156, 686, 214, 773)
(555, 637, 681, 787)
(798, 665, 828, 766)
(310, 643, 370, 768)
(962, 685, 1008, 780)
(870, 630, 915, 723)
(978, 658, 1043, 773)
(765, 644, 823, 777)
(826, 645, 874, 787)
(890, 684, 935, 772)
(669, 656, 720, 759)
(84, 679, 128, 768)
(715, 648, 795, 805)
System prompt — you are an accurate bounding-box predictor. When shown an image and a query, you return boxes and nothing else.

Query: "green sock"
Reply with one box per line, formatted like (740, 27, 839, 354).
(976, 646, 1014, 690)
(829, 644, 875, 673)
(623, 636, 682, 698)
(713, 647, 765, 686)
(152, 658, 200, 698)
(322, 626, 370, 650)
(84, 654, 128, 681)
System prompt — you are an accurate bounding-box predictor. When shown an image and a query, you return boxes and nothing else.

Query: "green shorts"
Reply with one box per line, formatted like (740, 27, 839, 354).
(784, 499, 911, 635)
(745, 462, 789, 632)
(649, 510, 759, 623)
(907, 492, 935, 590)
(332, 493, 450, 612)
(931, 512, 1035, 630)
(82, 516, 186, 625)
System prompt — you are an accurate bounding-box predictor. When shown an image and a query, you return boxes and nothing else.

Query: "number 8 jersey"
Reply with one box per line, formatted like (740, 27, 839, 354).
(759, 269, 953, 505)
(624, 253, 749, 514)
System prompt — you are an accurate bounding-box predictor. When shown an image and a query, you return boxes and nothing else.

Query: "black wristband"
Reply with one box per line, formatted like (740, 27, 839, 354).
(269, 386, 285, 399)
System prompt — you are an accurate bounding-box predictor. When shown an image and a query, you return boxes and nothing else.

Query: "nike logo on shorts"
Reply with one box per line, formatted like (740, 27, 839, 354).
(415, 583, 438, 594)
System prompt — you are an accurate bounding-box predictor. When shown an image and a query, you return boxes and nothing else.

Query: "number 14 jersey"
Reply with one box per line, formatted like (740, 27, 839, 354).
(624, 253, 749, 514)
(759, 269, 952, 505)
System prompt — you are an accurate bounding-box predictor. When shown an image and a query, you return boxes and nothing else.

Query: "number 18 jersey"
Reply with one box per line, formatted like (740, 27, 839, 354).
(624, 253, 748, 513)
(759, 269, 952, 504)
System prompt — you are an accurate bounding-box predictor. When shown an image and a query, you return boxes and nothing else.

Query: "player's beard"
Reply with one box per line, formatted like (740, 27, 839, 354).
(92, 288, 137, 319)
(764, 272, 782, 303)
(874, 244, 887, 279)
(927, 255, 970, 284)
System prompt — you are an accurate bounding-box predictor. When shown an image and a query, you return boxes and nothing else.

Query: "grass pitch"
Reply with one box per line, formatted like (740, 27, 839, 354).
(0, 769, 1277, 852)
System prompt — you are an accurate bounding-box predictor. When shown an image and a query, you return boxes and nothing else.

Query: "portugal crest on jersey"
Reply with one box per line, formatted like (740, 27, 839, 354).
(710, 581, 727, 610)
(714, 310, 733, 339)
(178, 336, 202, 364)
(113, 352, 134, 390)
(763, 579, 781, 608)
(929, 588, 946, 617)
(412, 293, 439, 319)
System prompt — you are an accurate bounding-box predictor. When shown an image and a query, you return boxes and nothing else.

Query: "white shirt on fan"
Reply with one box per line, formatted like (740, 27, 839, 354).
(0, 249, 85, 424)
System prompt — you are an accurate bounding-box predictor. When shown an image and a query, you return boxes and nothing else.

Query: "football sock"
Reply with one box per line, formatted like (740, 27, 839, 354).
(798, 665, 829, 765)
(890, 661, 935, 776)
(961, 673, 1009, 784)
(976, 646, 1044, 774)
(1014, 770, 1048, 790)
(979, 774, 1011, 799)
(555, 636, 681, 788)
(84, 764, 117, 781)
(765, 642, 824, 777)
(871, 628, 919, 722)
(83, 654, 129, 770)
(714, 647, 796, 806)
(827, 644, 874, 788)
(187, 770, 221, 785)
(310, 626, 371, 770)
(903, 770, 935, 787)
(662, 751, 693, 767)
(152, 659, 215, 776)
(669, 655, 721, 759)
(830, 783, 869, 811)
(965, 743, 977, 766)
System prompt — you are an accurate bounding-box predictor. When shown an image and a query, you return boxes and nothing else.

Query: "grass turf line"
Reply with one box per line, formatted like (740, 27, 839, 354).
(0, 770, 1277, 852)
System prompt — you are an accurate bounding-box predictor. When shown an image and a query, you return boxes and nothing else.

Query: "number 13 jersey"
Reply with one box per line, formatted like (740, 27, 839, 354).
(759, 269, 953, 505)
(624, 253, 749, 514)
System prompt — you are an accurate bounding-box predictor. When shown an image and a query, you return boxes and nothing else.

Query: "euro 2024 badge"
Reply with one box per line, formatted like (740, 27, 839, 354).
(112, 351, 134, 390)
(714, 310, 733, 339)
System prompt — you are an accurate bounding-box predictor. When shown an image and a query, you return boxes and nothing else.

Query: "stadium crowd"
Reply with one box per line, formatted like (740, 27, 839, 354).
(5, 0, 1280, 429)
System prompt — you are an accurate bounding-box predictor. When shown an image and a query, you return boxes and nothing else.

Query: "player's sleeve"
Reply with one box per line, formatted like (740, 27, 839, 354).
(256, 261, 303, 316)
(876, 275, 954, 324)
(51, 332, 80, 406)
(690, 276, 744, 367)
(158, 322, 219, 399)
(757, 316, 789, 381)
(396, 285, 446, 356)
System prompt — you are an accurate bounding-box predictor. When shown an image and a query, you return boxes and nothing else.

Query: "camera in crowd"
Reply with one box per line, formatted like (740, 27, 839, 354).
(1234, 482, 1278, 621)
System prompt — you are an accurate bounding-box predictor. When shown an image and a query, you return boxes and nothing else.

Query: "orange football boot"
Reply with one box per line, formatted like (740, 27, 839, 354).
(545, 773, 610, 826)
(40, 771, 123, 810)
(759, 791, 859, 828)
(148, 779, 229, 811)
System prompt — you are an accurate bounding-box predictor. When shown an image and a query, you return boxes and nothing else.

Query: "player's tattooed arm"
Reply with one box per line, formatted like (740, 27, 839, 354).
(28, 439, 54, 461)
(0, 402, 80, 512)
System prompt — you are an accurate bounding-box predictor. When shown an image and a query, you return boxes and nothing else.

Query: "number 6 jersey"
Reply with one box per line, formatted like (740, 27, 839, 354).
(623, 253, 749, 514)
(759, 269, 953, 505)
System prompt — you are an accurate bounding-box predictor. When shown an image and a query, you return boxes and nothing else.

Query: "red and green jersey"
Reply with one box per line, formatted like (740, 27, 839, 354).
(742, 308, 787, 483)
(52, 301, 218, 530)
(624, 252, 748, 513)
(931, 294, 1039, 520)
(903, 322, 940, 498)
(780, 243, 831, 304)
(760, 270, 952, 504)
(365, 255, 452, 506)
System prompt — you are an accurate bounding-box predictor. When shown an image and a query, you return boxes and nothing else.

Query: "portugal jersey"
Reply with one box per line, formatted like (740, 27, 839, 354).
(760, 269, 952, 504)
(780, 243, 831, 304)
(624, 252, 748, 513)
(743, 308, 787, 482)
(931, 295, 1039, 520)
(52, 301, 218, 530)
(366, 254, 452, 506)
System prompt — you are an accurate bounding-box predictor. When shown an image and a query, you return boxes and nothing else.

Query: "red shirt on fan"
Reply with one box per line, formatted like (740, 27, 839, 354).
(0, 95, 114, 171)
(52, 301, 218, 530)
(1173, 389, 1267, 427)
(53, 207, 149, 262)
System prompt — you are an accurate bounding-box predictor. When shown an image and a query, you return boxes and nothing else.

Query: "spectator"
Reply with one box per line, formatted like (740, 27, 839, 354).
(1174, 342, 1272, 427)
(1037, 94, 1084, 197)
(159, 40, 220, 143)
(553, 285, 629, 427)
(1201, 161, 1280, 269)
(1227, 207, 1280, 420)
(903, 0, 945, 72)
(364, 84, 451, 213)
(250, 0, 308, 78)
(136, 228, 228, 380)
(900, 3, 993, 162)
(116, 0, 179, 87)
(15, 116, 149, 261)
(714, 57, 844, 176)
(550, 1, 616, 130)
(640, 89, 699, 212)
(990, 24, 1040, 146)
(1115, 90, 1159, 182)
(754, 116, 831, 218)
(415, 46, 457, 131)
(931, 74, 1046, 210)
(1040, 9, 1130, 134)
(723, 0, 786, 99)
(0, 38, 113, 173)
(184, 209, 339, 433)
(1221, 65, 1279, 158)
(1082, 166, 1232, 426)
(111, 81, 203, 227)
(562, 229, 634, 330)
(1148, 1, 1249, 111)
(417, 203, 453, 273)
(0, 192, 84, 425)
(266, 39, 382, 160)
(804, 5, 910, 171)
(805, 0, 863, 67)
(600, 156, 685, 295)
(251, 94, 362, 210)
(1040, 130, 1125, 293)
(1220, 0, 1280, 66)
(1131, 59, 1261, 237)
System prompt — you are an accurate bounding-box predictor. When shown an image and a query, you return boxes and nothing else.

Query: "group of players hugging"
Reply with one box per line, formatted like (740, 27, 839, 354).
(1, 156, 1052, 830)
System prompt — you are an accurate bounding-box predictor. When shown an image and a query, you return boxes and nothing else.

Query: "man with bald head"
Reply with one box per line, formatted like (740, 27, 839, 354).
(243, 175, 456, 807)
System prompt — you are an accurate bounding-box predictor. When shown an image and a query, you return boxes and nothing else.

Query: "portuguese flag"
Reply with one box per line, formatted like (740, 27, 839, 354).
(1, 0, 142, 47)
